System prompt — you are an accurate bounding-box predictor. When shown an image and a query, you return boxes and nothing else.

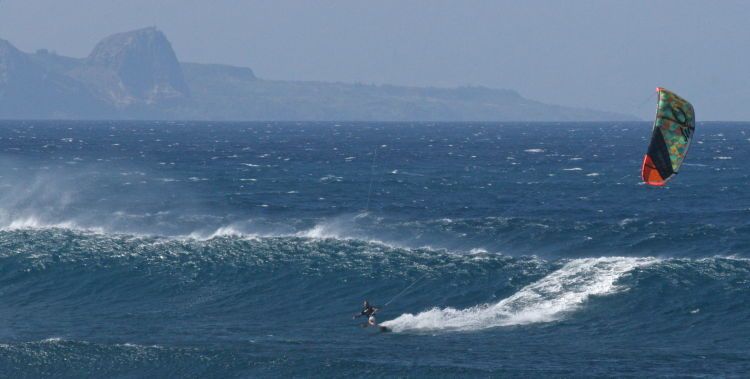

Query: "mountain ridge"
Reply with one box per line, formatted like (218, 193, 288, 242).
(0, 28, 638, 121)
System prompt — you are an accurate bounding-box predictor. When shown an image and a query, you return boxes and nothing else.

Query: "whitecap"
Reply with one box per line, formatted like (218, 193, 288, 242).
(1, 216, 104, 234)
(618, 218, 638, 227)
(186, 226, 258, 241)
(319, 175, 343, 183)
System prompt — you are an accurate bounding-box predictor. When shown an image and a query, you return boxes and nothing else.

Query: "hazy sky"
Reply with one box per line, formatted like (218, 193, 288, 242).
(0, 0, 748, 120)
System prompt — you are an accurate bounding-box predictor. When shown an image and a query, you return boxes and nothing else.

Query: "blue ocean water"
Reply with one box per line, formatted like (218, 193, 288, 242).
(0, 120, 748, 377)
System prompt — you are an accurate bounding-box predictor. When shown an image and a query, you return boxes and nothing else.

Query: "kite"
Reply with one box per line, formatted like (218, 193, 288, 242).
(641, 88, 696, 186)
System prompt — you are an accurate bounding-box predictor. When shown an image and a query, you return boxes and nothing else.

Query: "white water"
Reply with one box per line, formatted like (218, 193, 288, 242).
(381, 257, 657, 332)
(0, 216, 104, 234)
(186, 225, 260, 241)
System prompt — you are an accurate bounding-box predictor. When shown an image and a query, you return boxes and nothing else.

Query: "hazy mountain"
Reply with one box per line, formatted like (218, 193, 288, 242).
(72, 27, 189, 106)
(0, 39, 110, 118)
(0, 28, 637, 121)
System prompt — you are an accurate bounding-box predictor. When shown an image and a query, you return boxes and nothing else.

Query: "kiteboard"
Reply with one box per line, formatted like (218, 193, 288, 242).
(358, 318, 390, 333)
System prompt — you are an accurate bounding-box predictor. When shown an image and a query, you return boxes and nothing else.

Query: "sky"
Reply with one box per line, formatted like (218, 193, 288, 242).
(0, 0, 748, 120)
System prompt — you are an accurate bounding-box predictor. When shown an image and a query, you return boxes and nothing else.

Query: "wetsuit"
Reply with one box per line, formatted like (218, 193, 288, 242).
(357, 305, 377, 318)
(354, 303, 379, 319)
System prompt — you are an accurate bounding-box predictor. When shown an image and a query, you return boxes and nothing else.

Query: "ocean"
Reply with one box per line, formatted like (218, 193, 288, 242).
(0, 120, 747, 377)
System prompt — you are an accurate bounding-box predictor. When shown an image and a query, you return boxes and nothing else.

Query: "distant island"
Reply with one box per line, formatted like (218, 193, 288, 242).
(0, 27, 637, 121)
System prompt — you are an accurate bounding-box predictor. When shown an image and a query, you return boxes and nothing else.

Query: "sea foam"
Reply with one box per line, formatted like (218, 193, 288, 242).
(382, 257, 656, 332)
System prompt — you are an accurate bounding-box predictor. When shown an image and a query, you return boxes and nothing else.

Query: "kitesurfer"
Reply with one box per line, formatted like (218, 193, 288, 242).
(353, 300, 379, 326)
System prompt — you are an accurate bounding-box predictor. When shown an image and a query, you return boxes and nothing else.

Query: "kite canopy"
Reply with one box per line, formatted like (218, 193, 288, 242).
(641, 88, 696, 186)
